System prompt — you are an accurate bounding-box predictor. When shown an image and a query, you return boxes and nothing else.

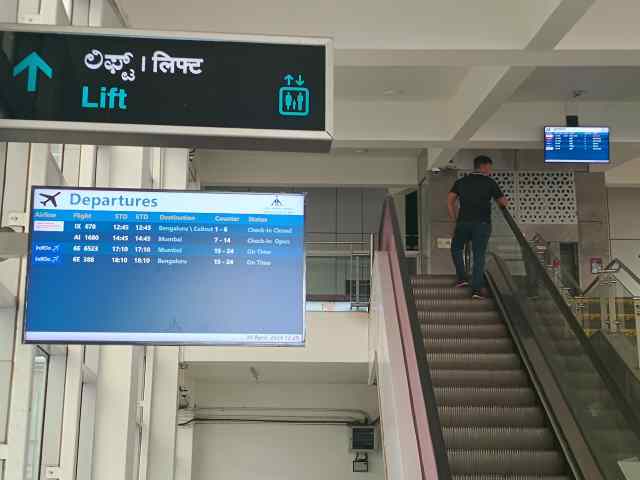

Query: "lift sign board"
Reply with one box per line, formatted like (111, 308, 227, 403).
(0, 25, 331, 151)
(25, 188, 306, 346)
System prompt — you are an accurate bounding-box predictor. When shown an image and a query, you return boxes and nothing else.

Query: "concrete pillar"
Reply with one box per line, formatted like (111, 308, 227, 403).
(91, 147, 149, 480)
(92, 346, 143, 480)
(146, 148, 189, 480)
(174, 423, 194, 480)
(3, 143, 58, 480)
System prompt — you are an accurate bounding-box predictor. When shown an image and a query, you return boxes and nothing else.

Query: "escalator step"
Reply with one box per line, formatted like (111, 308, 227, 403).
(443, 427, 557, 450)
(438, 406, 546, 428)
(431, 369, 530, 388)
(418, 310, 502, 325)
(411, 275, 458, 287)
(415, 298, 496, 312)
(413, 286, 473, 299)
(422, 323, 508, 339)
(447, 449, 567, 475)
(435, 387, 537, 407)
(425, 338, 515, 354)
(427, 353, 522, 370)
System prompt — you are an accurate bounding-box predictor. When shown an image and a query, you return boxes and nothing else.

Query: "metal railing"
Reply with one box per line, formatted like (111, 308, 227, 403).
(305, 235, 374, 309)
(488, 207, 640, 480)
(573, 259, 640, 360)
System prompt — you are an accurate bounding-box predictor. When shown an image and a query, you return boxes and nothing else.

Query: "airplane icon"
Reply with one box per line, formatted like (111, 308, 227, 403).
(39, 192, 61, 207)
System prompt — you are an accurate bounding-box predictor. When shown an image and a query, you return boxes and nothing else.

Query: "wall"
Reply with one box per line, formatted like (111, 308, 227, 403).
(184, 312, 369, 364)
(605, 157, 640, 188)
(196, 150, 417, 188)
(190, 383, 383, 480)
(607, 187, 640, 295)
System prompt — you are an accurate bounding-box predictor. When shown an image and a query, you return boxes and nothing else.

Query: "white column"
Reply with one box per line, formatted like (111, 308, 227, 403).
(92, 346, 142, 480)
(146, 348, 180, 480)
(174, 423, 194, 480)
(92, 147, 148, 480)
(4, 143, 57, 480)
(145, 148, 189, 480)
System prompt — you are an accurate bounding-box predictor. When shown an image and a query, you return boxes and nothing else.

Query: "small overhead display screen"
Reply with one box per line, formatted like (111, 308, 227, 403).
(544, 126, 610, 164)
(25, 188, 305, 345)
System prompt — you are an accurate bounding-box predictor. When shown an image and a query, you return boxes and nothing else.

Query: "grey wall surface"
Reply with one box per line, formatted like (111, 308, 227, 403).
(608, 188, 640, 295)
(575, 172, 610, 287)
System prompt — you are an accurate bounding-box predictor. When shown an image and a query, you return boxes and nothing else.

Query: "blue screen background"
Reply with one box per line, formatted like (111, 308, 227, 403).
(544, 127, 610, 163)
(25, 208, 305, 343)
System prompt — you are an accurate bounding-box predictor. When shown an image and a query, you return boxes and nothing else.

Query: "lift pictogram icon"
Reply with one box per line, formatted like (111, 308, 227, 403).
(278, 74, 310, 117)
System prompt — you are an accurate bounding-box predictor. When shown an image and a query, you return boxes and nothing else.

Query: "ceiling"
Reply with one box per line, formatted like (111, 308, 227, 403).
(512, 67, 640, 102)
(113, 0, 640, 171)
(119, 0, 560, 49)
(186, 362, 370, 385)
(557, 0, 640, 49)
(335, 66, 468, 100)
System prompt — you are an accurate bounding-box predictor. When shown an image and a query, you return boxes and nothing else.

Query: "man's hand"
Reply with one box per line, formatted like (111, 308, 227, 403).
(497, 196, 509, 209)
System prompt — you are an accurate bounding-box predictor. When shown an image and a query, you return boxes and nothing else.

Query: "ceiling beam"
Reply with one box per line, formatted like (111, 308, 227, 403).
(428, 0, 595, 169)
(335, 49, 640, 68)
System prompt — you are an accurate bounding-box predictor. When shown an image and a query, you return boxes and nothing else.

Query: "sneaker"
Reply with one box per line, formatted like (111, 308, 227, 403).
(472, 290, 487, 300)
(455, 280, 470, 288)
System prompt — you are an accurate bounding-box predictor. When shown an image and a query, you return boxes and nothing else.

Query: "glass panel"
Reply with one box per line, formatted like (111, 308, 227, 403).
(490, 211, 640, 480)
(25, 349, 48, 480)
(305, 239, 372, 307)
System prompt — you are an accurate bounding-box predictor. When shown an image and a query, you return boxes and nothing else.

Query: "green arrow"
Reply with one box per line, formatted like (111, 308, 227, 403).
(284, 74, 294, 86)
(12, 52, 53, 93)
(295, 74, 304, 86)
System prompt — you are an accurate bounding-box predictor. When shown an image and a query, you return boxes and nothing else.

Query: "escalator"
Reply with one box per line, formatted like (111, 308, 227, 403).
(412, 274, 570, 479)
(374, 197, 640, 480)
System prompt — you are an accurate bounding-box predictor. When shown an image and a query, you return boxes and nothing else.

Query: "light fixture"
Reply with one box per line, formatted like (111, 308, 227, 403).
(354, 148, 368, 154)
(383, 88, 404, 96)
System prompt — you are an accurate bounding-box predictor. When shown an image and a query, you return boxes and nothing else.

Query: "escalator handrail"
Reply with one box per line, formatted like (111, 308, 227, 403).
(498, 206, 640, 438)
(487, 252, 602, 480)
(377, 196, 451, 480)
(582, 257, 640, 297)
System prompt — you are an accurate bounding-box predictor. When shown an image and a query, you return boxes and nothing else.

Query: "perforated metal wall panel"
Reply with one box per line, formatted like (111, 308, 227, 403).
(518, 172, 577, 224)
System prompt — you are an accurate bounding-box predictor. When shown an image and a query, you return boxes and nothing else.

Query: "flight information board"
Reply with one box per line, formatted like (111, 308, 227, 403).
(24, 188, 305, 345)
(544, 126, 610, 163)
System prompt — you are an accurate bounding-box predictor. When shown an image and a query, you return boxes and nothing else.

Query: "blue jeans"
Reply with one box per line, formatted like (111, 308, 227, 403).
(451, 222, 492, 292)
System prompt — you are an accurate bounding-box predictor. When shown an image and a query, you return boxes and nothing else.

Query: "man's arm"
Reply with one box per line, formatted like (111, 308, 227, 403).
(447, 192, 459, 222)
(490, 179, 509, 209)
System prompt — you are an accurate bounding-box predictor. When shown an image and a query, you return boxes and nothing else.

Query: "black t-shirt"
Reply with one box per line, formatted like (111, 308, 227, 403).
(450, 173, 504, 223)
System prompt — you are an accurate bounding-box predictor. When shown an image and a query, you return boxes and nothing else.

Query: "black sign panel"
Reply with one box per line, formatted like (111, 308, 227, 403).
(0, 26, 331, 151)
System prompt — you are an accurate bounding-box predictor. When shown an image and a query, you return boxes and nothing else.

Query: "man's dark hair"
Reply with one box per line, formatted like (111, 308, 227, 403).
(473, 155, 493, 170)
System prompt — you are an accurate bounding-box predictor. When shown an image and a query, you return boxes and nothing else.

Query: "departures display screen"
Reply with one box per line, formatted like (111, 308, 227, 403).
(544, 126, 610, 163)
(24, 188, 305, 345)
